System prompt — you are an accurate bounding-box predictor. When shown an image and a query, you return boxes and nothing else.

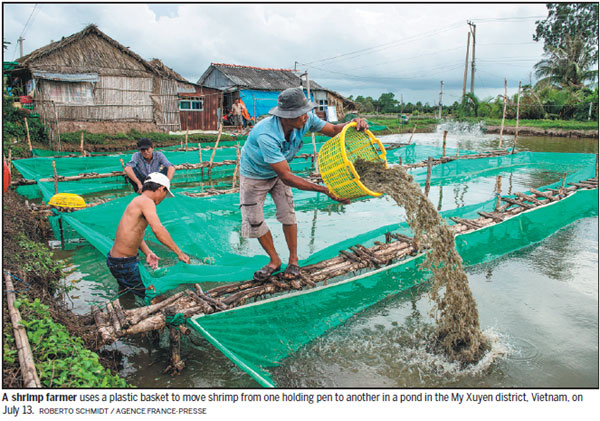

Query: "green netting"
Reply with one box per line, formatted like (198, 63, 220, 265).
(14, 141, 442, 203)
(58, 151, 595, 295)
(17, 143, 597, 387)
(189, 187, 597, 387)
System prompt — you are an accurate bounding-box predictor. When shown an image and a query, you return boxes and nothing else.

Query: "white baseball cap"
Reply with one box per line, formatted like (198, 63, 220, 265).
(144, 172, 174, 197)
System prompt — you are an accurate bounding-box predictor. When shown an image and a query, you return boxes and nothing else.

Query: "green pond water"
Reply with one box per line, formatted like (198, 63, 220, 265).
(54, 126, 598, 387)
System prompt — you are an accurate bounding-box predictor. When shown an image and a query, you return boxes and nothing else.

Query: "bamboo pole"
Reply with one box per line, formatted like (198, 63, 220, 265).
(499, 78, 507, 148)
(52, 101, 62, 152)
(442, 130, 448, 157)
(512, 81, 521, 154)
(208, 95, 224, 179)
(198, 143, 204, 177)
(80, 132, 85, 156)
(408, 124, 417, 144)
(185, 130, 188, 151)
(494, 175, 502, 210)
(232, 142, 240, 189)
(424, 156, 433, 197)
(4, 273, 41, 388)
(24, 117, 32, 154)
(52, 160, 58, 195)
(595, 153, 598, 178)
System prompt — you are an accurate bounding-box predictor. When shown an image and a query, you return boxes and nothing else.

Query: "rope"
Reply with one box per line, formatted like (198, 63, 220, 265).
(165, 313, 186, 327)
(3, 271, 31, 293)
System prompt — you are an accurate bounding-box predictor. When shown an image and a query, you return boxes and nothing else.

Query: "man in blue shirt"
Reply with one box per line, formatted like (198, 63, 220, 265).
(240, 87, 368, 281)
(125, 138, 175, 193)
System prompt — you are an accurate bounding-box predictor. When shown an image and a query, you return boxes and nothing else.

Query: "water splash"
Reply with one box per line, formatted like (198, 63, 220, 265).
(436, 120, 486, 136)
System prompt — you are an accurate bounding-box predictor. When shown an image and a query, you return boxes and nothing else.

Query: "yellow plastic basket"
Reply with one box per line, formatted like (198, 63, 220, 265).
(317, 122, 387, 200)
(48, 193, 87, 208)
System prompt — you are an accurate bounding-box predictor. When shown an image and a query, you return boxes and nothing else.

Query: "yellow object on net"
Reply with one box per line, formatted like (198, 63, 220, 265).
(317, 122, 387, 200)
(48, 193, 87, 208)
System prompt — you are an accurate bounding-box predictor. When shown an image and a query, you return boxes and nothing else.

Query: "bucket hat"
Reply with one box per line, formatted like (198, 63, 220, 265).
(269, 87, 317, 119)
(144, 172, 174, 197)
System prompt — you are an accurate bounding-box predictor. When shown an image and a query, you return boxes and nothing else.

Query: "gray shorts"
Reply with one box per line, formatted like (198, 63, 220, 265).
(240, 175, 296, 238)
(232, 114, 243, 126)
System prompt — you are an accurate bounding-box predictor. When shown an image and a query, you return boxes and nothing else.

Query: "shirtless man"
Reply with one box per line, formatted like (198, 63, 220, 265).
(107, 172, 190, 298)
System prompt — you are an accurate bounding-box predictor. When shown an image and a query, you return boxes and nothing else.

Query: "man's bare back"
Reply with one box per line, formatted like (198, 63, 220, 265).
(109, 185, 189, 265)
(110, 195, 153, 258)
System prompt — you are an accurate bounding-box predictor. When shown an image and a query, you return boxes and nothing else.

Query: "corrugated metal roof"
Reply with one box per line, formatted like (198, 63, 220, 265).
(32, 71, 99, 82)
(202, 63, 302, 90)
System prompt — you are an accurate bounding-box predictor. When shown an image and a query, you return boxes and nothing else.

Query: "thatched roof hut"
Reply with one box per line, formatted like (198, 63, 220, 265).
(9, 24, 208, 136)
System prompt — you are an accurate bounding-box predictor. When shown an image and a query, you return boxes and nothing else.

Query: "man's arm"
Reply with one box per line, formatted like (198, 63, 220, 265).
(124, 166, 143, 193)
(140, 199, 190, 263)
(318, 117, 369, 138)
(269, 160, 349, 204)
(139, 240, 160, 269)
(156, 152, 175, 180)
(166, 165, 175, 180)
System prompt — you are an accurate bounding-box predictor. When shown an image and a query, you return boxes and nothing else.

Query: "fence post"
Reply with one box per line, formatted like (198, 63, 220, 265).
(512, 81, 521, 154)
(499, 78, 507, 148)
(24, 118, 32, 154)
(424, 156, 433, 197)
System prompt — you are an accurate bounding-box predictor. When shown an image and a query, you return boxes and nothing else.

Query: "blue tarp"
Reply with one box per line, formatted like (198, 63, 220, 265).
(240, 89, 315, 118)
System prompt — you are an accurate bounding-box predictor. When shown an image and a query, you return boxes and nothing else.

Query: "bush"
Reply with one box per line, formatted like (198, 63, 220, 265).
(12, 298, 129, 388)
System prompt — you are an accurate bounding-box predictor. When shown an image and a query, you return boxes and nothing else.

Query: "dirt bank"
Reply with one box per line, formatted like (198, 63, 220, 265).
(485, 125, 598, 138)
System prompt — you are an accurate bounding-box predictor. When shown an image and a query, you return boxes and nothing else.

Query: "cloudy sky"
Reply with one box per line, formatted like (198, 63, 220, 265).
(3, 2, 549, 104)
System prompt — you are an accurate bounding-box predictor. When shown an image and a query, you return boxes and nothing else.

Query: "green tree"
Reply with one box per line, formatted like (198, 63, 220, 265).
(534, 34, 598, 89)
(534, 3, 599, 62)
(376, 92, 400, 113)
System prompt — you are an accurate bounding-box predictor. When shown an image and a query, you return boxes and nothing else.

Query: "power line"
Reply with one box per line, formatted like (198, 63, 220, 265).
(13, 3, 39, 59)
(302, 20, 464, 66)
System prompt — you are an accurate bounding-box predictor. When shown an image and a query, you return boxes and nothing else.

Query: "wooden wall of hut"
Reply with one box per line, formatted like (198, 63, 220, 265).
(152, 77, 181, 132)
(36, 76, 155, 123)
(179, 87, 221, 131)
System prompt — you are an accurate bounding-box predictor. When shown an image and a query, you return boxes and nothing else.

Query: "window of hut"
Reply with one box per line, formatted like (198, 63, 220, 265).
(180, 98, 203, 111)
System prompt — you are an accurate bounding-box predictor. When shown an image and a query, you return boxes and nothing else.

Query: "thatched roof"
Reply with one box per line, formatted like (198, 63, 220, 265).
(148, 58, 192, 84)
(198, 63, 303, 90)
(16, 24, 156, 77)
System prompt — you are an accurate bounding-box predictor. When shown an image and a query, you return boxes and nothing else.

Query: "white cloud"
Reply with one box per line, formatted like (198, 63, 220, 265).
(3, 2, 548, 103)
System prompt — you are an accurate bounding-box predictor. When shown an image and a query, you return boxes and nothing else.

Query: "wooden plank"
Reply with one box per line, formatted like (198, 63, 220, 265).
(449, 216, 481, 230)
(529, 188, 557, 201)
(514, 191, 544, 205)
(477, 211, 504, 223)
(501, 197, 535, 209)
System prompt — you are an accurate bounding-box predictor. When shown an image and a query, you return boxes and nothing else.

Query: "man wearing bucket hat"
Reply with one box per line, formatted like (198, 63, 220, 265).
(240, 87, 368, 282)
(107, 172, 190, 299)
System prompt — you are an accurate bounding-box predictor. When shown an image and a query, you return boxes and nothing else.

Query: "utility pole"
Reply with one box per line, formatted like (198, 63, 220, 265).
(302, 71, 318, 172)
(468, 21, 476, 95)
(462, 31, 471, 102)
(438, 80, 444, 120)
(17, 36, 24, 58)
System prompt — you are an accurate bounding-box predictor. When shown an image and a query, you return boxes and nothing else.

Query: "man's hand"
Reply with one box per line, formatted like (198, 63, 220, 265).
(178, 252, 191, 264)
(318, 185, 350, 204)
(352, 117, 369, 131)
(136, 182, 143, 194)
(146, 252, 160, 270)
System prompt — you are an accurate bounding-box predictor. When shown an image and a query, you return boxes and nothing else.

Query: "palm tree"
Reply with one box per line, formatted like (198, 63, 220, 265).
(534, 34, 598, 89)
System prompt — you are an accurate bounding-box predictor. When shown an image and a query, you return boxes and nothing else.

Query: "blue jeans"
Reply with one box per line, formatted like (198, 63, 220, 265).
(106, 254, 146, 297)
(127, 166, 168, 193)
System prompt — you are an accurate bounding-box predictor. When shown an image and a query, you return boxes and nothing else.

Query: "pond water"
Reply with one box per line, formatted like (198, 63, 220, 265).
(56, 125, 598, 388)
